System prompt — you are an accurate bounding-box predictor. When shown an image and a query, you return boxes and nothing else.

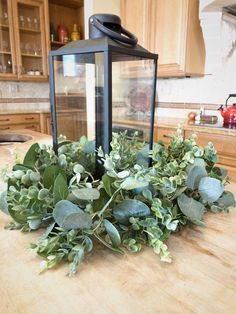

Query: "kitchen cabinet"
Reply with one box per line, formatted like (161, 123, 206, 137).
(0, 113, 40, 131)
(48, 0, 84, 50)
(154, 125, 236, 181)
(39, 112, 51, 134)
(185, 130, 236, 181)
(121, 0, 205, 77)
(0, 0, 49, 81)
(154, 126, 178, 145)
(40, 110, 87, 141)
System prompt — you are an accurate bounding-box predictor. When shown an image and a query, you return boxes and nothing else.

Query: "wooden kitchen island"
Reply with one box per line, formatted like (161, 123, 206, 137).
(0, 130, 236, 314)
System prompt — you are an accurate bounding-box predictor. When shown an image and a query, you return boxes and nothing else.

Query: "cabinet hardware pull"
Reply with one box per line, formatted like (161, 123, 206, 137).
(0, 127, 10, 130)
(25, 117, 34, 120)
(0, 118, 10, 122)
(163, 134, 172, 138)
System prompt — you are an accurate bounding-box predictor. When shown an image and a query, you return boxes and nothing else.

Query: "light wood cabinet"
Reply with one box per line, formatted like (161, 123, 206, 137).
(154, 126, 178, 145)
(0, 0, 49, 81)
(121, 0, 205, 77)
(185, 130, 236, 181)
(40, 111, 87, 141)
(48, 0, 84, 50)
(154, 126, 236, 181)
(0, 113, 40, 131)
(40, 112, 51, 134)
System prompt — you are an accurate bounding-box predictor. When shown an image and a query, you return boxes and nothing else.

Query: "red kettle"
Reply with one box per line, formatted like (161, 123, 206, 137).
(218, 94, 236, 125)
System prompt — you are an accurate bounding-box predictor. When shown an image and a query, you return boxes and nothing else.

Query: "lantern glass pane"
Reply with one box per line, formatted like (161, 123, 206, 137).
(52, 52, 104, 143)
(111, 52, 155, 142)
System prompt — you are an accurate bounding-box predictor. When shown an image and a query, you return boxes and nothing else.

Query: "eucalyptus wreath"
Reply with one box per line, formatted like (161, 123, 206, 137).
(0, 128, 235, 276)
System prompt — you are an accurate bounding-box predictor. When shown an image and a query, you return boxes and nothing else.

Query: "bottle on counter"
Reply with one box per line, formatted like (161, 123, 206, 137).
(200, 106, 205, 119)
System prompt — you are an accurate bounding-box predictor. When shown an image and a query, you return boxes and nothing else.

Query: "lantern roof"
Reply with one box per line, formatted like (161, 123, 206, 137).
(49, 36, 158, 60)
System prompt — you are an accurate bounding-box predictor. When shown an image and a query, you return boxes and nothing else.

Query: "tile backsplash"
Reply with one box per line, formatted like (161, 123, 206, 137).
(0, 81, 50, 112)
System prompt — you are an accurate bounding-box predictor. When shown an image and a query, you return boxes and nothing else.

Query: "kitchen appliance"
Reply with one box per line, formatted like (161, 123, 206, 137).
(218, 94, 236, 127)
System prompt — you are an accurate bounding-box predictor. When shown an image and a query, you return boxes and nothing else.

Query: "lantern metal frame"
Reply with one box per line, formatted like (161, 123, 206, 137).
(49, 36, 158, 157)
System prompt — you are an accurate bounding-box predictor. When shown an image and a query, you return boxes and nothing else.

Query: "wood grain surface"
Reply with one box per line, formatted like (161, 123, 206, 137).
(0, 130, 236, 314)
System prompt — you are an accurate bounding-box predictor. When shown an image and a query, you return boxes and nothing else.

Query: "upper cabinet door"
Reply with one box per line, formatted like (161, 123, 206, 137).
(121, 0, 151, 50)
(0, 0, 18, 79)
(121, 0, 205, 78)
(151, 0, 205, 77)
(12, 0, 48, 80)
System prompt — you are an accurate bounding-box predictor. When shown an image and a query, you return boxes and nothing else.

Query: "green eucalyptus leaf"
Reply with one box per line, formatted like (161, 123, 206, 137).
(159, 228, 171, 242)
(41, 222, 55, 239)
(62, 212, 92, 230)
(84, 237, 93, 252)
(92, 188, 110, 212)
(84, 140, 95, 154)
(13, 164, 33, 171)
(170, 186, 187, 200)
(28, 219, 41, 230)
(117, 170, 130, 179)
(121, 177, 149, 190)
(102, 174, 115, 196)
(0, 191, 9, 215)
(177, 193, 204, 221)
(23, 143, 39, 167)
(103, 219, 121, 247)
(73, 164, 85, 174)
(186, 165, 207, 190)
(216, 191, 236, 208)
(72, 188, 100, 201)
(198, 177, 224, 202)
(53, 200, 80, 226)
(43, 165, 60, 189)
(8, 206, 28, 224)
(53, 200, 92, 230)
(136, 145, 149, 168)
(113, 199, 151, 225)
(53, 173, 69, 205)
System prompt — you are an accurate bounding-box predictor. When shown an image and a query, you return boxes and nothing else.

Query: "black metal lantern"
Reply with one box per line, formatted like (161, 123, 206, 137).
(49, 14, 158, 172)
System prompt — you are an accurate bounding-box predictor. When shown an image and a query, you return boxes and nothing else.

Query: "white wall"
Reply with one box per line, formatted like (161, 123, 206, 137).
(84, 0, 120, 38)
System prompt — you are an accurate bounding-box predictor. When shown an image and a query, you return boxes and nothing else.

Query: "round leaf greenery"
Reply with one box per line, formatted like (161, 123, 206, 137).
(177, 193, 205, 221)
(113, 199, 151, 225)
(1, 129, 235, 276)
(53, 200, 92, 230)
(198, 177, 224, 203)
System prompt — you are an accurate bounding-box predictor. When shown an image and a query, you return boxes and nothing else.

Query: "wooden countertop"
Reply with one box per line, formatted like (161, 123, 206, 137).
(114, 117, 236, 136)
(0, 130, 236, 313)
(155, 117, 236, 136)
(0, 130, 52, 190)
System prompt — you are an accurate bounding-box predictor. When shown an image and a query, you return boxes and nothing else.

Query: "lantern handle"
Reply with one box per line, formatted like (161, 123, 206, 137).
(91, 16, 138, 46)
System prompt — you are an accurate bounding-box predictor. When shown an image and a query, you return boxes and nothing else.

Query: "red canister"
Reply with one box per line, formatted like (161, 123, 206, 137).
(58, 24, 68, 43)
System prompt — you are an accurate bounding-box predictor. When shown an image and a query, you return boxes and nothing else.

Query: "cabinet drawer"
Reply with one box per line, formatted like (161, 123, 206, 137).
(154, 127, 178, 144)
(0, 114, 40, 125)
(185, 131, 236, 156)
(0, 123, 40, 132)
